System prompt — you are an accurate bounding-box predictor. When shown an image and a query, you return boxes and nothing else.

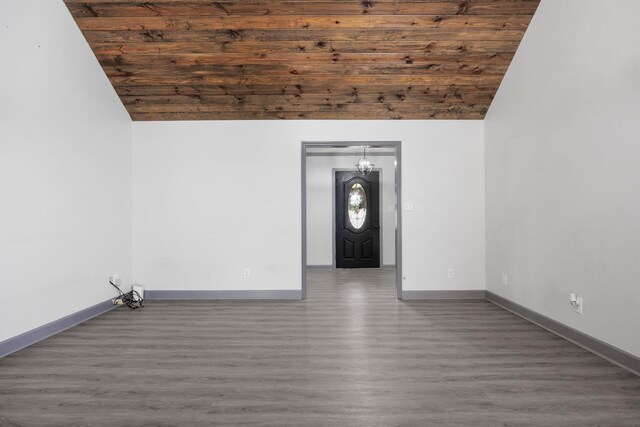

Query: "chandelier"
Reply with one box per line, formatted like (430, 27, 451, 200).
(356, 146, 374, 175)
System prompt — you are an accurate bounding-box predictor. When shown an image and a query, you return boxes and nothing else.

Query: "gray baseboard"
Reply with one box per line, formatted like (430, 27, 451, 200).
(0, 299, 114, 359)
(402, 290, 486, 300)
(306, 265, 397, 270)
(486, 291, 640, 376)
(145, 290, 302, 300)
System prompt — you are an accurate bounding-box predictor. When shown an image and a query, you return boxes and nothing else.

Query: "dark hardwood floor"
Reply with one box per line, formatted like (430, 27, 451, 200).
(1, 269, 639, 426)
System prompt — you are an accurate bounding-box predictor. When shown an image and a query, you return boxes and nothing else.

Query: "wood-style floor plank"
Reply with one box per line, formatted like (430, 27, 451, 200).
(1, 269, 639, 426)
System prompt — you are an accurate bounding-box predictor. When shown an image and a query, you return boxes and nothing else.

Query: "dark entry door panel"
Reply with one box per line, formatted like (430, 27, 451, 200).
(335, 171, 380, 268)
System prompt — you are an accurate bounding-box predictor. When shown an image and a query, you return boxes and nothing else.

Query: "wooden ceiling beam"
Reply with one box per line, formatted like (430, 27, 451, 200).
(95, 52, 516, 64)
(107, 74, 505, 86)
(125, 103, 489, 113)
(130, 110, 488, 121)
(102, 65, 511, 78)
(81, 29, 529, 43)
(114, 84, 499, 97)
(120, 93, 495, 106)
(89, 40, 521, 56)
(73, 15, 534, 32)
(66, 1, 540, 18)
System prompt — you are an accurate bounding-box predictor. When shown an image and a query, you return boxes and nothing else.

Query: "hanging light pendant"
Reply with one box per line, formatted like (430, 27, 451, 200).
(356, 146, 374, 175)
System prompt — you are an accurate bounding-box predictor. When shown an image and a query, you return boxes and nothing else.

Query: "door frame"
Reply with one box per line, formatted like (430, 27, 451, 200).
(332, 168, 383, 269)
(301, 141, 402, 300)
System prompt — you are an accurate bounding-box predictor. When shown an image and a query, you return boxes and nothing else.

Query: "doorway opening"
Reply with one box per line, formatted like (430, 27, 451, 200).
(301, 142, 402, 300)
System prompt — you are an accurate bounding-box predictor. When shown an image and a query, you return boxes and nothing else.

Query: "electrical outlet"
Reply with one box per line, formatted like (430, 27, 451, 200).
(570, 293, 583, 315)
(243, 268, 251, 279)
(447, 268, 455, 279)
(502, 274, 508, 287)
(109, 274, 120, 286)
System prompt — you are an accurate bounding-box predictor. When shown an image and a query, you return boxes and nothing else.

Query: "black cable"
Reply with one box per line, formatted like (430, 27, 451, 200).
(109, 279, 125, 296)
(110, 280, 144, 310)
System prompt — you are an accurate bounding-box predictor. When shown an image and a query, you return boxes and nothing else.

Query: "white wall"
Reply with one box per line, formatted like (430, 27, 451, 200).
(0, 1, 133, 342)
(485, 0, 640, 356)
(133, 121, 485, 293)
(306, 153, 396, 267)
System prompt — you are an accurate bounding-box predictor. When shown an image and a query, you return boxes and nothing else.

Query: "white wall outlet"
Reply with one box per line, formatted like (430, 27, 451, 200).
(403, 201, 414, 211)
(569, 293, 583, 315)
(109, 274, 120, 286)
(502, 274, 508, 287)
(243, 268, 251, 279)
(447, 268, 455, 279)
(132, 285, 144, 302)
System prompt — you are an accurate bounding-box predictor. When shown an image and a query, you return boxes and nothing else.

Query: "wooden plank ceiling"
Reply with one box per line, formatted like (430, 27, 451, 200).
(64, 0, 539, 120)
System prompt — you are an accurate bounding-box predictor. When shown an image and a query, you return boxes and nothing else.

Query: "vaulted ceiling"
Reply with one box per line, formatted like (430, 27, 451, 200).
(64, 0, 539, 121)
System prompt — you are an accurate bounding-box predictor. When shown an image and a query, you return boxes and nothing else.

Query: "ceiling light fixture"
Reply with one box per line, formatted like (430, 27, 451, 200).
(356, 146, 374, 175)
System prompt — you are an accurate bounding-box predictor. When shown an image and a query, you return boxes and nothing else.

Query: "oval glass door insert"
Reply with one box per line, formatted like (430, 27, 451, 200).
(348, 183, 367, 229)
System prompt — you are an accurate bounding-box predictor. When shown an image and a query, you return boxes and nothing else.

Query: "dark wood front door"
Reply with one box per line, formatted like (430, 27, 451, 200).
(335, 171, 380, 268)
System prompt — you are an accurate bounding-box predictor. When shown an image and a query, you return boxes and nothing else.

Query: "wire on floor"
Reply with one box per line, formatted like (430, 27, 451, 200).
(110, 279, 144, 310)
